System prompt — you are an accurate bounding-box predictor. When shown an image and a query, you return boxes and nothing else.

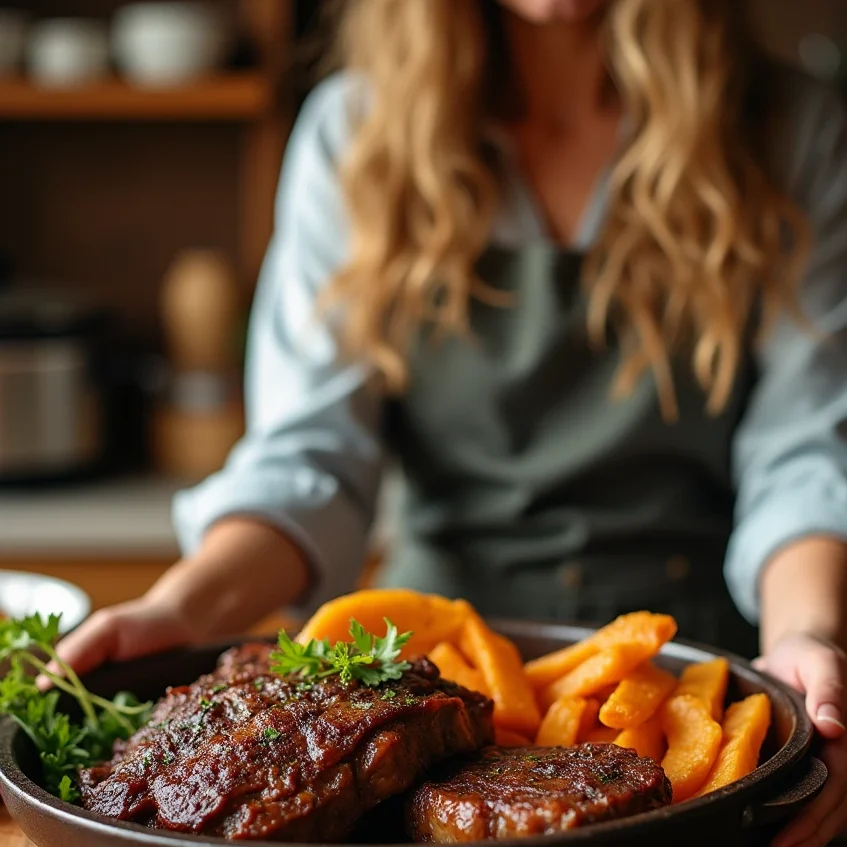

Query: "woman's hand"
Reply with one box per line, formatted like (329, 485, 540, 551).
(40, 596, 200, 683)
(754, 632, 847, 847)
(41, 519, 309, 683)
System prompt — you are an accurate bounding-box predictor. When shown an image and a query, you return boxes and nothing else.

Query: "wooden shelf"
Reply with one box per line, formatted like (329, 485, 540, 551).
(0, 74, 274, 121)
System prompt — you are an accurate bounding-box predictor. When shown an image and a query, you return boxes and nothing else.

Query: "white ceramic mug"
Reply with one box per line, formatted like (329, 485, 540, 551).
(27, 18, 110, 87)
(113, 1, 231, 87)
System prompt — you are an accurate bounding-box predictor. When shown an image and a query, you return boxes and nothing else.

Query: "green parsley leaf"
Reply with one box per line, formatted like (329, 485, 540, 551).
(262, 727, 281, 742)
(349, 619, 373, 655)
(268, 631, 331, 679)
(58, 775, 78, 803)
(211, 683, 228, 694)
(0, 614, 152, 803)
(269, 619, 413, 688)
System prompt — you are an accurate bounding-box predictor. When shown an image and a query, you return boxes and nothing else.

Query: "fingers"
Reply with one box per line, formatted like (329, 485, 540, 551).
(36, 608, 122, 690)
(797, 647, 846, 739)
(773, 741, 847, 847)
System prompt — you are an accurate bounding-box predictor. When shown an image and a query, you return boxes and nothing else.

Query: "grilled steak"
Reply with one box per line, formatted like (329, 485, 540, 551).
(407, 744, 672, 841)
(79, 644, 493, 841)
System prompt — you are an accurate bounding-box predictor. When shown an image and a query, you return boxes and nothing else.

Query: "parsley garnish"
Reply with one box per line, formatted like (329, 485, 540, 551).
(199, 698, 213, 712)
(58, 775, 76, 802)
(381, 689, 397, 700)
(598, 768, 621, 784)
(253, 679, 265, 691)
(211, 683, 228, 694)
(269, 618, 412, 687)
(262, 727, 281, 742)
(0, 614, 152, 802)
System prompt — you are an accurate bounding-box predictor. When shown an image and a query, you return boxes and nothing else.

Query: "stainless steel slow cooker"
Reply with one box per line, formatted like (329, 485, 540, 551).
(0, 288, 108, 483)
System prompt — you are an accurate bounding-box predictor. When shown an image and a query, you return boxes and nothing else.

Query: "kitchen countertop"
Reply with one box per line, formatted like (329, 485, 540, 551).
(0, 475, 183, 559)
(0, 472, 401, 561)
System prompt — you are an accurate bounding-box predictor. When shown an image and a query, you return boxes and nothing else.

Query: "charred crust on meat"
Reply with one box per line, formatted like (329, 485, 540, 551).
(78, 643, 494, 841)
(406, 744, 672, 841)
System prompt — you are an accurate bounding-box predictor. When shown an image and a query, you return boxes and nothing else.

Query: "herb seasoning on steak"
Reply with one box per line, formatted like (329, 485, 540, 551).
(406, 744, 672, 842)
(78, 643, 493, 841)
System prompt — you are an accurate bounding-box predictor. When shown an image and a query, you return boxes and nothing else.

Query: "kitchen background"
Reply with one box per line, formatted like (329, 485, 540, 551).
(0, 0, 845, 622)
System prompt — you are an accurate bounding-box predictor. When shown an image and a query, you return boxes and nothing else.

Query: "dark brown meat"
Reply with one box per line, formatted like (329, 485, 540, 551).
(406, 744, 672, 842)
(78, 644, 492, 841)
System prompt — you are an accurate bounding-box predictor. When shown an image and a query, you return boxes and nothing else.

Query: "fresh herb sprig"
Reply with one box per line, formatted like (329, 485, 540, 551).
(0, 614, 152, 802)
(269, 618, 413, 686)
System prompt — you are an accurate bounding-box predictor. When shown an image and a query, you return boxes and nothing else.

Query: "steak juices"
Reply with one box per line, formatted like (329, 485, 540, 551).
(78, 642, 671, 841)
(79, 646, 492, 840)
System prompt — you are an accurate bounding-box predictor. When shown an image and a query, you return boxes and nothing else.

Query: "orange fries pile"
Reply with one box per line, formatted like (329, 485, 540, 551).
(297, 590, 772, 804)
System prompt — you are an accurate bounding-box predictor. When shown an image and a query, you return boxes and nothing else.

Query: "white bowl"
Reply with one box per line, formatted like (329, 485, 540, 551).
(27, 18, 110, 87)
(113, 1, 231, 87)
(0, 570, 90, 633)
(0, 8, 28, 76)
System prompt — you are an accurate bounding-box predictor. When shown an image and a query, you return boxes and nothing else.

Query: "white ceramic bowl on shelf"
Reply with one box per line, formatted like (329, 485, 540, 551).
(112, 1, 232, 87)
(0, 8, 28, 76)
(26, 18, 110, 87)
(0, 570, 90, 633)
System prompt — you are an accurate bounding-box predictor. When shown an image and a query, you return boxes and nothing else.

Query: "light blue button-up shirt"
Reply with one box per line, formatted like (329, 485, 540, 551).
(174, 68, 847, 625)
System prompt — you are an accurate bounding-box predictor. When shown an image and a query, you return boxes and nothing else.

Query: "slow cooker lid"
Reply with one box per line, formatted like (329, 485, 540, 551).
(0, 289, 107, 339)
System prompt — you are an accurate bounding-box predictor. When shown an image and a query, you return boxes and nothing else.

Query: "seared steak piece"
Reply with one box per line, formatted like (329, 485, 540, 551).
(407, 744, 672, 841)
(79, 644, 492, 841)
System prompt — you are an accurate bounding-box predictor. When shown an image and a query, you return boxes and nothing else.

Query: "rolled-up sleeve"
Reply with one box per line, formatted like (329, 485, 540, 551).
(173, 73, 383, 613)
(725, 82, 847, 623)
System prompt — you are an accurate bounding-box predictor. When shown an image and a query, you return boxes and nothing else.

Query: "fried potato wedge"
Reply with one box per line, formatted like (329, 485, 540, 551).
(460, 615, 541, 736)
(536, 696, 587, 747)
(428, 641, 488, 695)
(599, 661, 677, 730)
(672, 658, 730, 722)
(297, 589, 470, 657)
(661, 694, 723, 802)
(524, 611, 677, 689)
(615, 713, 666, 763)
(695, 694, 772, 796)
(539, 643, 653, 708)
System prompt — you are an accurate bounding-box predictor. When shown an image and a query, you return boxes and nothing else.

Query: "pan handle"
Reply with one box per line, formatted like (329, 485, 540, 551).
(742, 757, 828, 829)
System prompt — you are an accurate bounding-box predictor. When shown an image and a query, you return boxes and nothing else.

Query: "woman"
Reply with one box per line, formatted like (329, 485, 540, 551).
(58, 0, 847, 843)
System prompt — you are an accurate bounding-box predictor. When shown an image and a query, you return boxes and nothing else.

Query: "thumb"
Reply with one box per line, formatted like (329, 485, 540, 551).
(797, 647, 846, 739)
(36, 609, 120, 691)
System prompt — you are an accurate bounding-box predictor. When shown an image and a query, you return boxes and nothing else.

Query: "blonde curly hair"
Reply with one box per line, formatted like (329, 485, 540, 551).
(323, 0, 810, 420)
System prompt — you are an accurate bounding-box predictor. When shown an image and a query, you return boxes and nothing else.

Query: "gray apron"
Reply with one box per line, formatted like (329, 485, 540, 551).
(381, 244, 760, 658)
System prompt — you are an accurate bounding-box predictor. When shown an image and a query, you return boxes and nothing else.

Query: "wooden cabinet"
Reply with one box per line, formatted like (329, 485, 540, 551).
(0, 0, 295, 340)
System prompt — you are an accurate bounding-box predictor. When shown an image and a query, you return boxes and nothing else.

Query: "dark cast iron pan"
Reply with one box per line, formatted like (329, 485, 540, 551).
(0, 619, 828, 847)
